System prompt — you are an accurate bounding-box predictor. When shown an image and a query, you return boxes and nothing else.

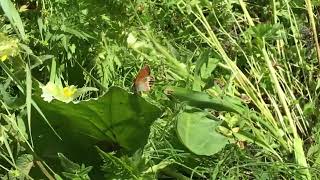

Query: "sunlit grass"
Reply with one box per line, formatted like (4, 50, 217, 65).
(1, 0, 320, 179)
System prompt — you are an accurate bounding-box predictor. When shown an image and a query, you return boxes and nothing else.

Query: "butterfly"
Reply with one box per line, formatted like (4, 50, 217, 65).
(133, 65, 154, 93)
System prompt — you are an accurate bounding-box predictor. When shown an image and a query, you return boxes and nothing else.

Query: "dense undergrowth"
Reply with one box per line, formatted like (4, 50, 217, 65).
(1, 0, 320, 179)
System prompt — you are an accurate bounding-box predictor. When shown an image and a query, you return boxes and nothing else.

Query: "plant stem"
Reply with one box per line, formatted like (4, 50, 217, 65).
(305, 0, 320, 65)
(161, 168, 190, 180)
(35, 161, 55, 180)
(261, 39, 310, 179)
(238, 0, 254, 26)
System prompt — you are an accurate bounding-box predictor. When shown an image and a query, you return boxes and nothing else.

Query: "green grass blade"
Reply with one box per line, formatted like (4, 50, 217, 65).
(26, 63, 33, 147)
(0, 0, 26, 40)
(31, 100, 62, 140)
(75, 60, 107, 91)
(0, 62, 61, 140)
(0, 62, 25, 93)
(294, 137, 311, 179)
(305, 0, 320, 65)
(2, 134, 16, 166)
(49, 59, 56, 82)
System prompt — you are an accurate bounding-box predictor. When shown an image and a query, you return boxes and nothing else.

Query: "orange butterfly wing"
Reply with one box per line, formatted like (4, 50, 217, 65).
(134, 65, 154, 93)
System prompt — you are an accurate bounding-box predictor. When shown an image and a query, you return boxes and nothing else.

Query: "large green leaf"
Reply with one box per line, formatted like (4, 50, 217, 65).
(177, 111, 229, 156)
(33, 86, 161, 153)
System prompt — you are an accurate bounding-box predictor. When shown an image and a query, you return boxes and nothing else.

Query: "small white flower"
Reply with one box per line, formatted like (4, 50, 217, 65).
(127, 33, 137, 48)
(40, 82, 58, 102)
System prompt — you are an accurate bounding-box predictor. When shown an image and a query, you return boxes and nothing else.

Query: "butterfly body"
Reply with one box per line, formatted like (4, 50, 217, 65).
(134, 65, 154, 93)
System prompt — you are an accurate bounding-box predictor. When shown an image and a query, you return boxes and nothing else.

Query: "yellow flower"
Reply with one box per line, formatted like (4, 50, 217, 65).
(0, 33, 19, 61)
(0, 55, 7, 61)
(63, 86, 77, 97)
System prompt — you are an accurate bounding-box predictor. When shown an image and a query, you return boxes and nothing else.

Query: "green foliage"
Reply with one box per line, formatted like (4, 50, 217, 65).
(176, 110, 229, 156)
(0, 80, 17, 107)
(0, 0, 26, 40)
(57, 153, 92, 180)
(1, 0, 320, 179)
(97, 148, 155, 180)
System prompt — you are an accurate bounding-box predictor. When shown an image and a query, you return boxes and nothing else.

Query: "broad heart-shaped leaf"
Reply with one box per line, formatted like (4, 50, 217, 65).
(33, 86, 161, 152)
(177, 111, 229, 156)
